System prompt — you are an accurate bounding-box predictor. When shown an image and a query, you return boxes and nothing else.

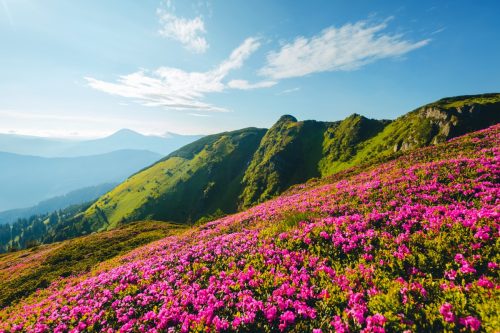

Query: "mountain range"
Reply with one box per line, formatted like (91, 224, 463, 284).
(77, 93, 499, 229)
(0, 129, 202, 157)
(0, 150, 161, 212)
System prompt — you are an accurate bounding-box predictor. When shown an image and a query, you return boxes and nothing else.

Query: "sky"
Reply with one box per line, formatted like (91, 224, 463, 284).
(0, 0, 499, 138)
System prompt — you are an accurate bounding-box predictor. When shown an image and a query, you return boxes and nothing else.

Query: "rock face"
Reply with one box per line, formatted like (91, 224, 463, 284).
(395, 94, 500, 151)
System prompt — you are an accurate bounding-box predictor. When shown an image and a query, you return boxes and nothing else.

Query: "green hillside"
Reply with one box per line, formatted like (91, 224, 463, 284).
(319, 114, 390, 176)
(240, 116, 328, 207)
(325, 93, 500, 173)
(83, 128, 266, 229)
(80, 93, 500, 230)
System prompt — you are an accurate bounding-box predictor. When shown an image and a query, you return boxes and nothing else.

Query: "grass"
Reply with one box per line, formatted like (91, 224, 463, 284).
(429, 93, 500, 109)
(260, 211, 323, 239)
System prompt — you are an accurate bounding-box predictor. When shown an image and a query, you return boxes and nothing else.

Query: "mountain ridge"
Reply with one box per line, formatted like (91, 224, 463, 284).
(82, 93, 500, 229)
(0, 183, 117, 225)
(0, 129, 202, 157)
(0, 149, 162, 212)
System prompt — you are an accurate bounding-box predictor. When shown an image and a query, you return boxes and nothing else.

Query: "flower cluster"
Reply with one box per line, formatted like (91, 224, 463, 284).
(0, 125, 498, 332)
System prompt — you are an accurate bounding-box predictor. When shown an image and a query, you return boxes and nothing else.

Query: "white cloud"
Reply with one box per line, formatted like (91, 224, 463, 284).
(157, 6, 208, 53)
(227, 79, 277, 90)
(260, 19, 430, 79)
(86, 38, 267, 112)
(277, 87, 300, 95)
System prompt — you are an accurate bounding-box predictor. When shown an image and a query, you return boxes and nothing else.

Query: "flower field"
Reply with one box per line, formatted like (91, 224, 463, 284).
(1, 125, 498, 332)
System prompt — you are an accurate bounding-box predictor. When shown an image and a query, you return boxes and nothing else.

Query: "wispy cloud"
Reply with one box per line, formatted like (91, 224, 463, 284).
(260, 19, 430, 80)
(86, 37, 272, 112)
(157, 3, 208, 53)
(277, 87, 300, 95)
(431, 27, 446, 35)
(227, 79, 276, 90)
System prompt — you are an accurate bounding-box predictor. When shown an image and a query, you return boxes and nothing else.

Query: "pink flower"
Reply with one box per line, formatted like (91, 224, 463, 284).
(459, 316, 481, 331)
(265, 306, 278, 322)
(232, 317, 242, 328)
(278, 311, 295, 332)
(474, 226, 490, 240)
(445, 270, 457, 280)
(454, 254, 465, 264)
(394, 245, 410, 260)
(330, 316, 349, 333)
(460, 262, 476, 274)
(280, 311, 295, 324)
(477, 276, 494, 288)
(367, 313, 386, 326)
(439, 303, 455, 323)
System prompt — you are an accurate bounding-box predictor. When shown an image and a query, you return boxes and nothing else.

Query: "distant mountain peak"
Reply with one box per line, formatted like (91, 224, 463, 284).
(110, 129, 142, 137)
(161, 131, 178, 138)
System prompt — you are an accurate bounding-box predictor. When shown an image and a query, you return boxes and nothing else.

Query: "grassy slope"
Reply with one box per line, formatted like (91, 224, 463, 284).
(324, 93, 500, 173)
(240, 116, 328, 208)
(429, 93, 500, 108)
(0, 221, 185, 307)
(319, 114, 390, 176)
(84, 128, 266, 228)
(242, 94, 499, 205)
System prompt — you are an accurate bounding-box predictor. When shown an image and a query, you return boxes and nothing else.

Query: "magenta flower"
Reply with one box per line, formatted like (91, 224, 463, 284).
(439, 303, 455, 323)
(459, 316, 481, 331)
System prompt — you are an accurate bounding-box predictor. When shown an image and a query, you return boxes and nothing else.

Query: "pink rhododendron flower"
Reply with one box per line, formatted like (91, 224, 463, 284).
(439, 303, 455, 323)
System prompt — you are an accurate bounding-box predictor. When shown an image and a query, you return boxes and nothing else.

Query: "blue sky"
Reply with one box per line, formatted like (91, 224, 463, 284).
(0, 0, 499, 137)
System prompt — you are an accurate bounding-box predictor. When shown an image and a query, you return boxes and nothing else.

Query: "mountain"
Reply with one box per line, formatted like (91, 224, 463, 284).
(0, 129, 202, 157)
(81, 93, 499, 228)
(83, 128, 267, 229)
(239, 116, 329, 207)
(57, 129, 202, 157)
(0, 183, 117, 225)
(0, 150, 161, 212)
(1, 123, 497, 331)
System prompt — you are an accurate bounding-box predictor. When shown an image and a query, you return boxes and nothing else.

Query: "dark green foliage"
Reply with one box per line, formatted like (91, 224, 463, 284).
(319, 114, 390, 175)
(195, 209, 226, 226)
(126, 127, 267, 224)
(0, 202, 92, 253)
